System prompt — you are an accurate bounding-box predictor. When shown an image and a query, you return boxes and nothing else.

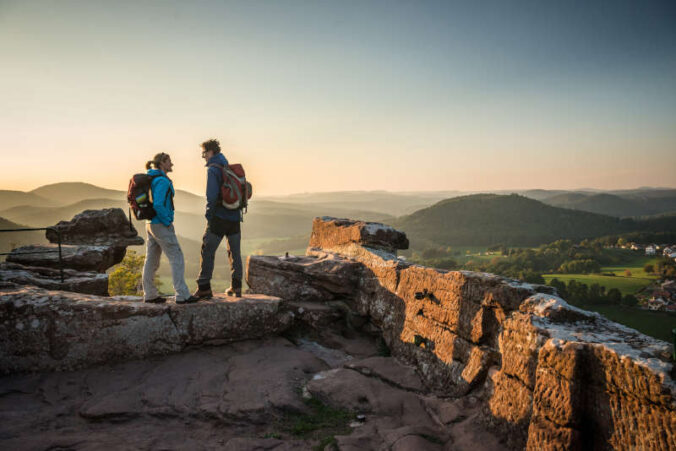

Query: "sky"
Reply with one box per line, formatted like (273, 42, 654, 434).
(1, 0, 675, 196)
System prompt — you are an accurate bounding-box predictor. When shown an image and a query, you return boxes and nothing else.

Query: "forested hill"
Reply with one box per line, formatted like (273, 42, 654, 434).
(391, 194, 674, 247)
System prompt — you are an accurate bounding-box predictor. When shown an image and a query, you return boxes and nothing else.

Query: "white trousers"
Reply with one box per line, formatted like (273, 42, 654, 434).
(142, 223, 190, 301)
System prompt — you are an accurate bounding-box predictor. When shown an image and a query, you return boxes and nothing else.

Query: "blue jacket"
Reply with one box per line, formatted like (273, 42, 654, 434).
(147, 169, 175, 226)
(205, 153, 241, 222)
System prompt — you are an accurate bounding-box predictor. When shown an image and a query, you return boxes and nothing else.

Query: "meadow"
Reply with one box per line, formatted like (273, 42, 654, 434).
(577, 303, 675, 343)
(543, 256, 659, 296)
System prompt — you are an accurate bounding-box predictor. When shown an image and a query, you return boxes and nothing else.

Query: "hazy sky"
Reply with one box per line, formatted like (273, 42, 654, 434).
(1, 0, 675, 196)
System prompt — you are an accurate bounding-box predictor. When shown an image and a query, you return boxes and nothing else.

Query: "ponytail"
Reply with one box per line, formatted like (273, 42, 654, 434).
(146, 152, 169, 170)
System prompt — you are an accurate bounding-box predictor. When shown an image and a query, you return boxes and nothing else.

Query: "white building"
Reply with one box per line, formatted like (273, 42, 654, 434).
(645, 245, 656, 256)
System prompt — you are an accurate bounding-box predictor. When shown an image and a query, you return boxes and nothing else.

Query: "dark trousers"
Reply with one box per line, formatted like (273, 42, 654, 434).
(196, 216, 242, 288)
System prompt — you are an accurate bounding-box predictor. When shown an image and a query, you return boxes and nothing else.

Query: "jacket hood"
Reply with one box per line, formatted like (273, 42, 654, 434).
(206, 153, 228, 167)
(147, 169, 166, 177)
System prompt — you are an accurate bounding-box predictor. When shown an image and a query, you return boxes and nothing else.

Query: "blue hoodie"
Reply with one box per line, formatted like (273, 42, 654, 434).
(147, 169, 175, 226)
(205, 153, 242, 222)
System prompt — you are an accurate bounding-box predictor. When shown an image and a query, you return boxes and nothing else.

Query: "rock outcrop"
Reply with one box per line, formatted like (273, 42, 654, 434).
(45, 208, 144, 247)
(0, 285, 292, 373)
(247, 216, 676, 450)
(6, 244, 126, 273)
(0, 262, 108, 295)
(2, 212, 674, 450)
(1, 208, 143, 295)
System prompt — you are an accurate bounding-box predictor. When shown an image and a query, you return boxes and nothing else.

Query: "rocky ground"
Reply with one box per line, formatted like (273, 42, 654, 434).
(0, 330, 506, 451)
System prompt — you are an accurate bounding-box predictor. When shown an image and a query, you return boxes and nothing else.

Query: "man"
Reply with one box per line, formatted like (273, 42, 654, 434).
(193, 139, 243, 298)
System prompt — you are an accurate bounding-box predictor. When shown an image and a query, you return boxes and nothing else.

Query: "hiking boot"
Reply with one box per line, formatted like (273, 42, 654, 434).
(225, 287, 242, 297)
(176, 295, 199, 305)
(192, 287, 213, 300)
(144, 296, 167, 304)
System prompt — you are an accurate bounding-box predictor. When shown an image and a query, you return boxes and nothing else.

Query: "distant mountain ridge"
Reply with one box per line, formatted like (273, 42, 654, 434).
(2, 183, 675, 252)
(391, 194, 676, 247)
(542, 191, 676, 217)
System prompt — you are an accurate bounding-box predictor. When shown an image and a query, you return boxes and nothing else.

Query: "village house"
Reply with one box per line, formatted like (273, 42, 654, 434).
(645, 245, 656, 255)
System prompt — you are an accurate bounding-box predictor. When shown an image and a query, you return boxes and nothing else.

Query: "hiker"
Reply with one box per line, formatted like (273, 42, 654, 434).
(141, 152, 198, 304)
(193, 139, 243, 299)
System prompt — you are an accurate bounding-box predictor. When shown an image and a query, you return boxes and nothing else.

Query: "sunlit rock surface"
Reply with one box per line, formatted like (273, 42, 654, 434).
(45, 208, 144, 247)
(247, 216, 676, 450)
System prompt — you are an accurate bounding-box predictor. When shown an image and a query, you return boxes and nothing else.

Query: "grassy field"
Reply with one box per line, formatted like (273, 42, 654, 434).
(542, 274, 653, 296)
(543, 256, 659, 296)
(577, 303, 675, 343)
(542, 255, 675, 342)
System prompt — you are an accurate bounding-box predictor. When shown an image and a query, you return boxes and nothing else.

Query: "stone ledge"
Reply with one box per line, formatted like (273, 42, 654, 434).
(0, 286, 291, 374)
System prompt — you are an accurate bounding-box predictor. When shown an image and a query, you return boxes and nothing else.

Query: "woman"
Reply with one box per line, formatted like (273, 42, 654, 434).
(142, 152, 198, 304)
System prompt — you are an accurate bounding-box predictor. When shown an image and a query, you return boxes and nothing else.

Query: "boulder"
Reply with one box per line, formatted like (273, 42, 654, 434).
(0, 285, 293, 373)
(45, 208, 144, 247)
(7, 244, 125, 273)
(246, 253, 360, 302)
(0, 262, 108, 295)
(308, 217, 408, 253)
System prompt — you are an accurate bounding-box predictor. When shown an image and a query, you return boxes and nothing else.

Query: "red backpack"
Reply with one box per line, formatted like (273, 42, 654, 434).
(211, 163, 253, 211)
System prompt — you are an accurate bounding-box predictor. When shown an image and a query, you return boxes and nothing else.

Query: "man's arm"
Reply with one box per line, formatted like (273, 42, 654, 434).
(205, 166, 221, 220)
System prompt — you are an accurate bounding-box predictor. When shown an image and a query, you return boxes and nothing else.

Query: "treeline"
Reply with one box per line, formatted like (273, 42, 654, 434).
(547, 278, 638, 307)
(461, 240, 635, 282)
(583, 231, 676, 247)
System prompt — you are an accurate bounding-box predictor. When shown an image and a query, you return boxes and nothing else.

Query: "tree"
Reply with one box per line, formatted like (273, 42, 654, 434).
(558, 259, 601, 274)
(519, 271, 544, 284)
(548, 278, 568, 299)
(643, 264, 654, 274)
(624, 269, 632, 277)
(588, 283, 606, 304)
(606, 288, 622, 304)
(108, 250, 145, 296)
(621, 294, 638, 307)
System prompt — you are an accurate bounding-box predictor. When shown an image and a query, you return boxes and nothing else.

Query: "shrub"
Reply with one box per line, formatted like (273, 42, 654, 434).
(108, 250, 144, 295)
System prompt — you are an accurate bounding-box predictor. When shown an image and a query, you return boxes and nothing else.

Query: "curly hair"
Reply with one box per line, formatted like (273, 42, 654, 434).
(201, 139, 221, 154)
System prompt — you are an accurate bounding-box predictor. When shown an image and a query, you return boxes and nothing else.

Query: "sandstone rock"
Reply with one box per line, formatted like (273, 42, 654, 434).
(46, 208, 144, 247)
(307, 367, 450, 447)
(307, 367, 431, 422)
(246, 253, 360, 302)
(344, 356, 425, 392)
(247, 218, 676, 449)
(7, 244, 125, 272)
(285, 301, 344, 329)
(0, 339, 327, 450)
(0, 285, 292, 373)
(308, 216, 408, 253)
(0, 262, 108, 295)
(224, 438, 308, 450)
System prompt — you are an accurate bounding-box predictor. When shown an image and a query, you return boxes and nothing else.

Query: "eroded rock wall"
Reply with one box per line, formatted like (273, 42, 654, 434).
(246, 216, 676, 450)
